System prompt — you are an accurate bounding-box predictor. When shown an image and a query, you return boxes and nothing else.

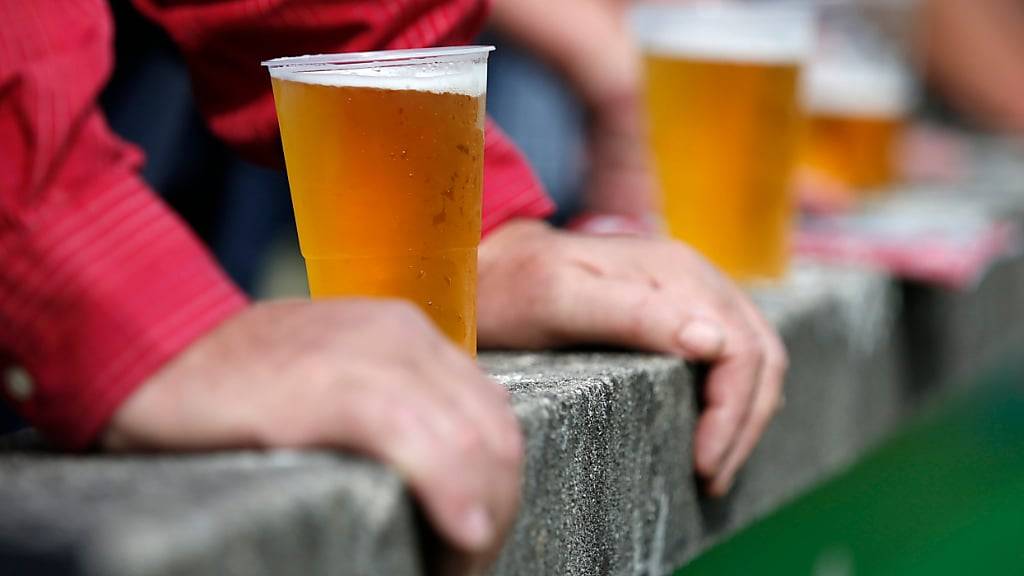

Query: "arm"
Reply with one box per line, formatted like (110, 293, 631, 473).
(490, 0, 638, 111)
(924, 0, 1024, 132)
(489, 0, 656, 218)
(0, 0, 247, 449)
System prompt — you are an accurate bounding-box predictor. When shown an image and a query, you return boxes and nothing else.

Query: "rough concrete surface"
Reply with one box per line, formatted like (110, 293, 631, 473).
(0, 446, 421, 576)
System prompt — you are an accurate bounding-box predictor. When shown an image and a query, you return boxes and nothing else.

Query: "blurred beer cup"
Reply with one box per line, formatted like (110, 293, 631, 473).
(631, 1, 814, 281)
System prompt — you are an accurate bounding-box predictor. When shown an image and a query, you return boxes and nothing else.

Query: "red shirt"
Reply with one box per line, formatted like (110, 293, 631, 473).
(0, 0, 553, 449)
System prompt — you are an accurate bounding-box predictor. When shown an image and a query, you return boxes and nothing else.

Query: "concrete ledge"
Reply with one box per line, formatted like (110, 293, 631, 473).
(2, 142, 1023, 575)
(0, 448, 421, 576)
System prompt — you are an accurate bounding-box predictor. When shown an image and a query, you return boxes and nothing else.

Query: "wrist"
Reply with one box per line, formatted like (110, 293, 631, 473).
(481, 219, 552, 255)
(99, 301, 258, 453)
(578, 52, 642, 124)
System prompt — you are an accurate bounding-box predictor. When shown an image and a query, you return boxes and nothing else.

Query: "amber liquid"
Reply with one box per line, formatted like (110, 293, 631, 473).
(801, 113, 904, 191)
(271, 78, 484, 354)
(644, 54, 803, 281)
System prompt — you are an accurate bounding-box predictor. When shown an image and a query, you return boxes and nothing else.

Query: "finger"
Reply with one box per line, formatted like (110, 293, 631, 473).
(707, 352, 784, 497)
(421, 339, 525, 546)
(708, 294, 788, 496)
(732, 286, 789, 377)
(427, 336, 524, 466)
(548, 271, 727, 360)
(331, 385, 497, 553)
(692, 331, 764, 480)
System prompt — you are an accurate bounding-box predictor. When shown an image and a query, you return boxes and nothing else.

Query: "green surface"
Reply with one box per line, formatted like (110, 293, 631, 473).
(676, 365, 1024, 576)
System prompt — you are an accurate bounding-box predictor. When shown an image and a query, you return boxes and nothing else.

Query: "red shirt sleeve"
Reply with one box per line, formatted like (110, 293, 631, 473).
(130, 0, 555, 231)
(482, 119, 555, 234)
(0, 0, 247, 448)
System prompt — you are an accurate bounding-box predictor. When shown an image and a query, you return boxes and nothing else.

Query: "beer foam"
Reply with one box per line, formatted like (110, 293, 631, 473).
(631, 3, 813, 64)
(268, 59, 487, 97)
(804, 60, 915, 117)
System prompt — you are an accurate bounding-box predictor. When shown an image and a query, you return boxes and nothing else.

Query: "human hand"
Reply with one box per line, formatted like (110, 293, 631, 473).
(101, 300, 523, 574)
(478, 221, 787, 496)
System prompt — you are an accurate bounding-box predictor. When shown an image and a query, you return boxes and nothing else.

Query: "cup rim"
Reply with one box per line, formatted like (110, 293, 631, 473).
(262, 46, 494, 71)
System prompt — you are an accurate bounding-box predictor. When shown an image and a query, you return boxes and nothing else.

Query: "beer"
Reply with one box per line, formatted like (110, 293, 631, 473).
(633, 4, 812, 281)
(801, 61, 913, 190)
(265, 48, 490, 354)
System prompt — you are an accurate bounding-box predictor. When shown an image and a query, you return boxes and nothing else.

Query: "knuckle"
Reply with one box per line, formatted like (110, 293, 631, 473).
(504, 409, 526, 451)
(451, 424, 486, 458)
(384, 300, 428, 324)
(373, 302, 435, 341)
(520, 249, 557, 282)
(732, 334, 766, 368)
(521, 253, 562, 296)
(499, 425, 526, 469)
(490, 380, 513, 402)
(623, 290, 658, 342)
(516, 253, 572, 323)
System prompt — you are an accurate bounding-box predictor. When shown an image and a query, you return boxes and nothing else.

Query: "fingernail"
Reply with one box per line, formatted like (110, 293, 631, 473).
(462, 506, 495, 549)
(677, 320, 725, 357)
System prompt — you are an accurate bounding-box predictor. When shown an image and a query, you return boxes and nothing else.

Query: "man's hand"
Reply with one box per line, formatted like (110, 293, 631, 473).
(102, 300, 523, 571)
(478, 221, 787, 496)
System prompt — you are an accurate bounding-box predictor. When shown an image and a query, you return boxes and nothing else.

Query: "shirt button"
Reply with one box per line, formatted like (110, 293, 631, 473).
(4, 366, 34, 402)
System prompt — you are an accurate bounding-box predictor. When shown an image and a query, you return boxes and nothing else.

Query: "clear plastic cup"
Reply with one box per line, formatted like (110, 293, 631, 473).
(264, 47, 493, 355)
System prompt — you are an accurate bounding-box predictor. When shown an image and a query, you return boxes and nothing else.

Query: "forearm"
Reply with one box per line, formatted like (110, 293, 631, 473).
(0, 0, 247, 448)
(489, 0, 640, 110)
(490, 0, 654, 217)
(924, 0, 1024, 131)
